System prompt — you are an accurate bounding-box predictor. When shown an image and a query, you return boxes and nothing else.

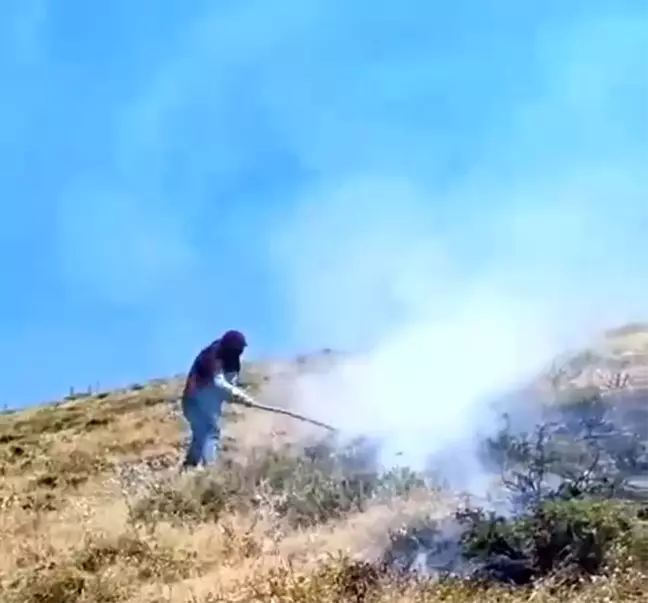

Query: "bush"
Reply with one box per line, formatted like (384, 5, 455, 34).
(127, 436, 433, 530)
(4, 564, 126, 603)
(456, 498, 643, 583)
(382, 393, 648, 587)
(219, 553, 392, 603)
(483, 392, 647, 509)
(205, 548, 648, 602)
(74, 532, 190, 582)
(127, 470, 235, 527)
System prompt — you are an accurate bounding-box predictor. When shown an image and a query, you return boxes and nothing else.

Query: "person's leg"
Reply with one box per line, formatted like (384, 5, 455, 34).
(182, 397, 205, 469)
(199, 419, 220, 466)
(193, 387, 223, 466)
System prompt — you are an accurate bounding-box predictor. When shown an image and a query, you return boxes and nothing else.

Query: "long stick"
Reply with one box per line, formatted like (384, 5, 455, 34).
(235, 398, 337, 432)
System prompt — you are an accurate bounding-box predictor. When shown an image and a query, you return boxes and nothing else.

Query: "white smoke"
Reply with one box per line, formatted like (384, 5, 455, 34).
(258, 185, 525, 461)
(264, 168, 646, 494)
(244, 4, 648, 491)
(27, 0, 644, 428)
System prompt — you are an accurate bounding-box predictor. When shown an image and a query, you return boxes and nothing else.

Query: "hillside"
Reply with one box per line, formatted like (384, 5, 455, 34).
(1, 326, 647, 602)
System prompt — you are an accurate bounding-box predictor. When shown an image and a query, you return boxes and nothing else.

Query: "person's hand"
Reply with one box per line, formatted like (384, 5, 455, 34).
(238, 392, 254, 407)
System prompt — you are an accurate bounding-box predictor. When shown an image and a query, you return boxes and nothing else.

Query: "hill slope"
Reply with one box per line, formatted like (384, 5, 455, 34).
(1, 326, 647, 602)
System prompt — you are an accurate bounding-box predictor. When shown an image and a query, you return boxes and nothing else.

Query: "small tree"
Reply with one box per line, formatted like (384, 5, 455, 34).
(484, 392, 645, 509)
(457, 391, 646, 583)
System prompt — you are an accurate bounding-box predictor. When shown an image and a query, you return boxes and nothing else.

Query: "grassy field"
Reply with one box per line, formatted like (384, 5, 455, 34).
(1, 328, 647, 602)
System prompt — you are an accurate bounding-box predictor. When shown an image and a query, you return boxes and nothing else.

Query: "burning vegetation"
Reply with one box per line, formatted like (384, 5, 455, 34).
(0, 343, 647, 602)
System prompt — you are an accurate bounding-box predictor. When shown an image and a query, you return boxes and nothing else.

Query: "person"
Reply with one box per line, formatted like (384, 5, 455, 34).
(180, 330, 255, 469)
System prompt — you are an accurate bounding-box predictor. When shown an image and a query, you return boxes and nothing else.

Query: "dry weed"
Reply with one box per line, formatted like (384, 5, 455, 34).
(0, 351, 647, 603)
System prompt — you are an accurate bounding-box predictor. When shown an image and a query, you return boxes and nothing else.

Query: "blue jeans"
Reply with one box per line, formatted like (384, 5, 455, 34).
(181, 385, 224, 468)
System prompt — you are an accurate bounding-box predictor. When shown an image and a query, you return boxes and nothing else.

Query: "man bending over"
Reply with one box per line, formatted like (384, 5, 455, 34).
(181, 330, 254, 469)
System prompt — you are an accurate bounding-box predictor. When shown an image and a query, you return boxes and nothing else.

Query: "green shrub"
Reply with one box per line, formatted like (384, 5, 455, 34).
(458, 498, 640, 580)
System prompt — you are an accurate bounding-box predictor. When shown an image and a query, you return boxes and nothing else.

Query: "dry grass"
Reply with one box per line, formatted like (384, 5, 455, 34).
(1, 347, 647, 603)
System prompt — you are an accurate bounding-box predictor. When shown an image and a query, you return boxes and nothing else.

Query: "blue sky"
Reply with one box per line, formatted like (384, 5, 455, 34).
(0, 0, 646, 408)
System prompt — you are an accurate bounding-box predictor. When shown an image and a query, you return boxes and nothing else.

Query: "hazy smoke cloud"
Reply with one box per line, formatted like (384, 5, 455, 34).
(258, 7, 648, 486)
(19, 0, 648, 430)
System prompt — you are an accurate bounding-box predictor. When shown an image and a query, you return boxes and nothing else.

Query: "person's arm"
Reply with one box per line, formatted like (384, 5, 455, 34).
(213, 369, 255, 406)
